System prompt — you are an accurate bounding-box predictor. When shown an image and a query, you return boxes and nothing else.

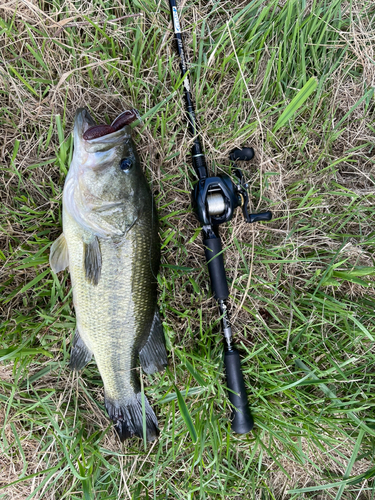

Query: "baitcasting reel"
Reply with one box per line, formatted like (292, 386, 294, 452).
(192, 147, 272, 226)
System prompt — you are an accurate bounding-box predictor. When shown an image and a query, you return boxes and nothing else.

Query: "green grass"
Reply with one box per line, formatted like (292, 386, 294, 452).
(1, 0, 375, 498)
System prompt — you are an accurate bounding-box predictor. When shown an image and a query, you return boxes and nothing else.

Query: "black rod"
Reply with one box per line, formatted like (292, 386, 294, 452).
(169, 0, 208, 180)
(168, 0, 254, 434)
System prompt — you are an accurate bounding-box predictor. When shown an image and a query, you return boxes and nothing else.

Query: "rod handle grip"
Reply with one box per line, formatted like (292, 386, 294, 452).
(224, 349, 254, 434)
(203, 236, 229, 301)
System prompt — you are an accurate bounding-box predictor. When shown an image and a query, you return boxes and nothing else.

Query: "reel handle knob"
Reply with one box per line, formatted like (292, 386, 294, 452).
(229, 147, 255, 162)
(248, 211, 273, 223)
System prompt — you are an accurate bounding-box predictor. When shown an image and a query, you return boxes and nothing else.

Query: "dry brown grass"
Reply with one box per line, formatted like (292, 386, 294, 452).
(1, 0, 375, 498)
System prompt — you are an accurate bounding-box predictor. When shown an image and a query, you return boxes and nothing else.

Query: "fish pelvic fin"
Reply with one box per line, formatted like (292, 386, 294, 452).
(105, 393, 159, 442)
(50, 233, 69, 273)
(139, 310, 168, 375)
(69, 329, 93, 371)
(84, 236, 102, 285)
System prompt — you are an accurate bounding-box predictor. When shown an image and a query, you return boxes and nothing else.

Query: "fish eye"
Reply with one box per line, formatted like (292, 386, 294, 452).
(120, 158, 133, 171)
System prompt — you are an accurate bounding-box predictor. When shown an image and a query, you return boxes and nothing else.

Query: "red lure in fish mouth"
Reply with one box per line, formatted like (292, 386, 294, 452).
(82, 109, 138, 140)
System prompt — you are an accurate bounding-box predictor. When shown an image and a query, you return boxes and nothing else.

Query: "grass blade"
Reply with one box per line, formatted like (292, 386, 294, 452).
(273, 76, 318, 132)
(174, 385, 197, 443)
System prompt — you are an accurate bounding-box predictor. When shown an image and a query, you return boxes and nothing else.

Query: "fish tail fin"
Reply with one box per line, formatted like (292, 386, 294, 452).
(105, 393, 159, 442)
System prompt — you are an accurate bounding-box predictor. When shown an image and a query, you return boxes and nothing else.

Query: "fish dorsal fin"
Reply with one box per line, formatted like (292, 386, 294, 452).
(84, 236, 102, 286)
(69, 329, 93, 371)
(139, 310, 167, 375)
(50, 233, 69, 273)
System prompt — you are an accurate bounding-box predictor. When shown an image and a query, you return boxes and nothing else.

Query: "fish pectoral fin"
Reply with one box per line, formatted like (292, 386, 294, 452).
(84, 236, 102, 285)
(139, 310, 168, 375)
(50, 233, 69, 273)
(69, 329, 93, 371)
(105, 393, 159, 442)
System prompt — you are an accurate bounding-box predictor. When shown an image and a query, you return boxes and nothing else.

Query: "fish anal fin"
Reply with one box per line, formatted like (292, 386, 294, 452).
(69, 329, 92, 371)
(84, 236, 102, 285)
(139, 310, 167, 375)
(105, 393, 159, 442)
(50, 233, 69, 273)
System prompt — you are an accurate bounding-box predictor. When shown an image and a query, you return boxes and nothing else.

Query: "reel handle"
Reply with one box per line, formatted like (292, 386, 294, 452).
(224, 349, 254, 433)
(230, 147, 273, 224)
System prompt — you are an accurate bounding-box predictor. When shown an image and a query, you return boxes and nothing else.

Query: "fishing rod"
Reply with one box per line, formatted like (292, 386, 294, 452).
(168, 0, 272, 433)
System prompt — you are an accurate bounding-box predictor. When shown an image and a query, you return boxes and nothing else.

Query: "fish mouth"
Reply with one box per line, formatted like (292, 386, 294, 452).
(74, 108, 138, 151)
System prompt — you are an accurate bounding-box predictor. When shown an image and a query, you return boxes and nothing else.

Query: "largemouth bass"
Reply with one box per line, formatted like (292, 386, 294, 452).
(50, 108, 167, 441)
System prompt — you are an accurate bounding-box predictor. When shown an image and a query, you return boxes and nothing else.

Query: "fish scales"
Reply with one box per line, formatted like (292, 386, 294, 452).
(50, 108, 167, 442)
